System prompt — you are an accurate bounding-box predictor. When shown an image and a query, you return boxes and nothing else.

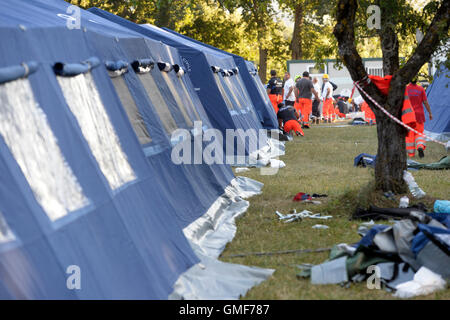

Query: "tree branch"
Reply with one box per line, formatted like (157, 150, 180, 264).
(333, 0, 387, 111)
(392, 0, 450, 90)
(377, 0, 400, 75)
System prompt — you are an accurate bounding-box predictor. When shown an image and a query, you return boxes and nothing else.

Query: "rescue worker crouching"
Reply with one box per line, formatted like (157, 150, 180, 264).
(277, 102, 304, 137)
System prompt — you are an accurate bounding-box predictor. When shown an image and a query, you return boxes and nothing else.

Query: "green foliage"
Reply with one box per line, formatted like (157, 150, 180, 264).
(69, 0, 448, 82)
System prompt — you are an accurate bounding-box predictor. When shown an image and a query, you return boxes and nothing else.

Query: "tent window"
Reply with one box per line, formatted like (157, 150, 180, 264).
(57, 73, 136, 191)
(110, 76, 152, 145)
(0, 211, 15, 244)
(224, 77, 246, 109)
(160, 72, 193, 127)
(222, 76, 243, 109)
(0, 79, 89, 221)
(213, 74, 234, 110)
(137, 73, 178, 134)
(236, 76, 252, 103)
(178, 77, 201, 121)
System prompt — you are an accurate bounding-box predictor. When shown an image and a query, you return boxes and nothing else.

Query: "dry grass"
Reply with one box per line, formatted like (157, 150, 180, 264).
(223, 122, 450, 300)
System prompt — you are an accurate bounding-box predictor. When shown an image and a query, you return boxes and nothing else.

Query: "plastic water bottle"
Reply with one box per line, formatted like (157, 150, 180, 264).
(399, 196, 410, 208)
(403, 171, 426, 199)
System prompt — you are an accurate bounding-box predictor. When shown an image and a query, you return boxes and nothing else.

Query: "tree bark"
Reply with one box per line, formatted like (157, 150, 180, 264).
(259, 47, 268, 84)
(378, 2, 400, 75)
(291, 3, 304, 60)
(155, 0, 172, 27)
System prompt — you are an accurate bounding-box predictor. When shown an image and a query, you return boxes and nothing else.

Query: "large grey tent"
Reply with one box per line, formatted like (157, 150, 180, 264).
(0, 0, 274, 299)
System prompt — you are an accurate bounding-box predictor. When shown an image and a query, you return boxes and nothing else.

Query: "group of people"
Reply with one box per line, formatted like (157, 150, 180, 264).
(267, 69, 433, 158)
(267, 70, 340, 136)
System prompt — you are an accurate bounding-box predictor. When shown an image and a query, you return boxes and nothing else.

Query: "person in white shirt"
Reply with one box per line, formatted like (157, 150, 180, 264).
(321, 74, 334, 123)
(283, 72, 296, 107)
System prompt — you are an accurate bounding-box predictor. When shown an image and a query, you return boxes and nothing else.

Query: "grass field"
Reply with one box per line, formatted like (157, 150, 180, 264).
(222, 123, 450, 300)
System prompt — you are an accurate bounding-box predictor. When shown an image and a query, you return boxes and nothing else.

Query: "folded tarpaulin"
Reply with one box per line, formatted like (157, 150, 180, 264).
(407, 156, 450, 170)
(105, 60, 129, 71)
(53, 57, 100, 76)
(354, 153, 376, 167)
(352, 205, 430, 222)
(354, 154, 450, 170)
(311, 257, 349, 285)
(0, 61, 38, 84)
(427, 212, 450, 228)
(414, 224, 450, 256)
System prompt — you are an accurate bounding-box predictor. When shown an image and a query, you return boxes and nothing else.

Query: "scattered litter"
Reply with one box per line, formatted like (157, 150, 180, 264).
(399, 196, 410, 208)
(403, 170, 426, 199)
(394, 267, 447, 299)
(299, 209, 450, 298)
(407, 156, 450, 170)
(312, 224, 330, 230)
(269, 159, 286, 168)
(352, 204, 430, 222)
(276, 210, 332, 223)
(235, 167, 250, 173)
(360, 220, 375, 227)
(311, 193, 328, 198)
(293, 192, 327, 202)
(354, 153, 449, 171)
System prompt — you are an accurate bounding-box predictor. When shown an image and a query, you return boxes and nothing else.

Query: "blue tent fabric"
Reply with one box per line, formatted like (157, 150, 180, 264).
(89, 8, 268, 158)
(356, 225, 390, 248)
(0, 0, 265, 299)
(412, 224, 450, 256)
(161, 27, 278, 130)
(354, 153, 376, 167)
(424, 66, 450, 142)
(0, 61, 38, 84)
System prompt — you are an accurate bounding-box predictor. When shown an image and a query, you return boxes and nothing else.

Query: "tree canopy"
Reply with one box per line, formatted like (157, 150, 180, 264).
(69, 0, 448, 84)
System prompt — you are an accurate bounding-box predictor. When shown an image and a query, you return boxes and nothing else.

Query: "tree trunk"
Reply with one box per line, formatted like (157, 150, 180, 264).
(378, 1, 400, 75)
(375, 106, 408, 193)
(291, 4, 304, 60)
(155, 0, 172, 27)
(259, 47, 268, 84)
(334, 0, 450, 193)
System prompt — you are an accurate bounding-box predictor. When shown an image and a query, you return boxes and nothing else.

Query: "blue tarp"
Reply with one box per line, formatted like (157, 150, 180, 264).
(0, 0, 242, 299)
(161, 27, 278, 130)
(89, 7, 268, 157)
(424, 66, 450, 142)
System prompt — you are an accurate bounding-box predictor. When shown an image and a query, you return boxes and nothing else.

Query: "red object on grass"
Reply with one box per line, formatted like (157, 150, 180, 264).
(293, 193, 312, 202)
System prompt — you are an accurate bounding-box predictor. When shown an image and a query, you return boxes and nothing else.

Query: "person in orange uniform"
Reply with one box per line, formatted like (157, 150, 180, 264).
(361, 101, 376, 124)
(295, 71, 319, 128)
(405, 78, 433, 158)
(267, 70, 283, 113)
(359, 74, 426, 158)
(277, 102, 304, 136)
(321, 74, 334, 123)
